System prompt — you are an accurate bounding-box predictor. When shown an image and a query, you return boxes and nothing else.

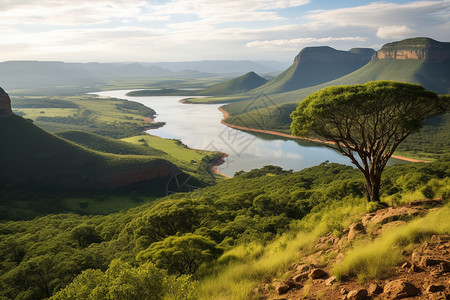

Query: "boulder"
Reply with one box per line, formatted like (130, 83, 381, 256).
(324, 276, 337, 286)
(309, 268, 328, 279)
(292, 272, 309, 283)
(295, 264, 310, 273)
(346, 289, 368, 300)
(409, 264, 422, 272)
(420, 256, 444, 267)
(439, 261, 450, 273)
(428, 292, 448, 300)
(367, 283, 383, 295)
(275, 280, 296, 295)
(383, 280, 419, 299)
(425, 284, 445, 293)
(348, 222, 365, 240)
(368, 207, 421, 226)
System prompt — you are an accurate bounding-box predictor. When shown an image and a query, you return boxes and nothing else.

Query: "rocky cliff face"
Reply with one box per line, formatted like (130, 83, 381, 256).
(0, 87, 13, 116)
(373, 37, 450, 61)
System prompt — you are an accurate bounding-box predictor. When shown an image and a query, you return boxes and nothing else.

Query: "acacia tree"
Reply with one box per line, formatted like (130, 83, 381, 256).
(290, 81, 446, 202)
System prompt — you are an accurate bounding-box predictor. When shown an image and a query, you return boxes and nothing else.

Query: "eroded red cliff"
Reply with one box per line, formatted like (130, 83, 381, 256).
(0, 87, 13, 116)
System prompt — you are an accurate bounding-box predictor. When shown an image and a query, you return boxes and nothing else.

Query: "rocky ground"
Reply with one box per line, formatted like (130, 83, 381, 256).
(253, 199, 449, 300)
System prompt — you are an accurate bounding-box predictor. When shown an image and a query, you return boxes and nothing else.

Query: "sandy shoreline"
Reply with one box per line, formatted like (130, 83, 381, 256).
(217, 107, 431, 164)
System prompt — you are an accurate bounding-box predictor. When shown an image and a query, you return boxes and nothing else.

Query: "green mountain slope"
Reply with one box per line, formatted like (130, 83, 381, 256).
(0, 114, 180, 189)
(201, 71, 267, 95)
(251, 46, 374, 94)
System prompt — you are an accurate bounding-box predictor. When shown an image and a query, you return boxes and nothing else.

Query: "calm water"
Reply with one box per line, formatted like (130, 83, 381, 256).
(94, 90, 405, 177)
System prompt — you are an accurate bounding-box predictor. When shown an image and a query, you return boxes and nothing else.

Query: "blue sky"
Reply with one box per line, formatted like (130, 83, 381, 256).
(1, 0, 449, 62)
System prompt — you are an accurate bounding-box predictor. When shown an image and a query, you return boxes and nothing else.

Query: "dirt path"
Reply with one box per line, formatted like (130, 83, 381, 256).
(218, 107, 431, 164)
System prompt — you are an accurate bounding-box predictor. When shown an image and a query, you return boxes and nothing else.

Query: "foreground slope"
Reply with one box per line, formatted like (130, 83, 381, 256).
(1, 159, 448, 299)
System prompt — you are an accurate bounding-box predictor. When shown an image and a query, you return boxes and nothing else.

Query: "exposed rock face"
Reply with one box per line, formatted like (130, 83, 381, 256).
(373, 37, 450, 61)
(0, 87, 13, 116)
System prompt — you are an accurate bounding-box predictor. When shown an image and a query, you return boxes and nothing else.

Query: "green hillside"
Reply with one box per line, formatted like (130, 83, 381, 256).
(0, 114, 180, 189)
(56, 130, 166, 157)
(201, 71, 267, 95)
(56, 130, 224, 183)
(250, 46, 374, 94)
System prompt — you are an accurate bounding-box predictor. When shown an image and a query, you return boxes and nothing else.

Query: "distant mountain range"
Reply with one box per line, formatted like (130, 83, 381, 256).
(126, 71, 268, 97)
(0, 60, 288, 91)
(146, 60, 290, 74)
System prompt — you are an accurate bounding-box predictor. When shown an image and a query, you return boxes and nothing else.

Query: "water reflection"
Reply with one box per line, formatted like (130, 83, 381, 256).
(93, 90, 407, 177)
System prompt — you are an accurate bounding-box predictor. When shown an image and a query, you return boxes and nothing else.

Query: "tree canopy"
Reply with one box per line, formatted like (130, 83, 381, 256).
(290, 81, 447, 202)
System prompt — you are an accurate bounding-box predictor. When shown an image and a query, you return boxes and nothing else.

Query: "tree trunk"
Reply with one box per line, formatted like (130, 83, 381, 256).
(364, 171, 382, 202)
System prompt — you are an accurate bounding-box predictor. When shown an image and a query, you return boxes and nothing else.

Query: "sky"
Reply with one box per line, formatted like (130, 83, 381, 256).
(1, 0, 449, 62)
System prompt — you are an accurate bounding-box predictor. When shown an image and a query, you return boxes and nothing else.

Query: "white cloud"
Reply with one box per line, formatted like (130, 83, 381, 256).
(0, 0, 449, 62)
(376, 25, 416, 39)
(142, 0, 310, 25)
(0, 0, 146, 26)
(246, 36, 367, 50)
(306, 1, 450, 28)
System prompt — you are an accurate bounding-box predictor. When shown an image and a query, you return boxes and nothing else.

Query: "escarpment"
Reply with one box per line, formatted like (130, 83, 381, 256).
(373, 37, 450, 61)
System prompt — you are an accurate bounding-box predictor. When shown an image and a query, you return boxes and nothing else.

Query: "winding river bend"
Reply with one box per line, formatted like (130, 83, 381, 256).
(94, 90, 406, 177)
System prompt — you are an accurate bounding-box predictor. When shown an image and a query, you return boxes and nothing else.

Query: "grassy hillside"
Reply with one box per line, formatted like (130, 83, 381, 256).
(251, 46, 374, 94)
(0, 114, 178, 187)
(56, 130, 166, 157)
(11, 94, 163, 138)
(201, 71, 267, 95)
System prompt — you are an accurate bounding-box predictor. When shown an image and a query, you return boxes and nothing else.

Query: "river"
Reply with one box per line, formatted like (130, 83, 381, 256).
(94, 90, 406, 177)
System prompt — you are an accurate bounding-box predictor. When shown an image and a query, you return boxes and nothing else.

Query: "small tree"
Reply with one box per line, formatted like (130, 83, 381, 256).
(290, 81, 446, 202)
(137, 234, 223, 275)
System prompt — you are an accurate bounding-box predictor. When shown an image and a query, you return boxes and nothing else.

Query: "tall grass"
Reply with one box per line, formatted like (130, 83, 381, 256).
(332, 202, 450, 281)
(197, 197, 366, 300)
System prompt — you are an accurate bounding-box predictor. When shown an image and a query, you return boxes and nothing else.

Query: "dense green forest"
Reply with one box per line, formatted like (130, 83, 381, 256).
(1, 158, 448, 299)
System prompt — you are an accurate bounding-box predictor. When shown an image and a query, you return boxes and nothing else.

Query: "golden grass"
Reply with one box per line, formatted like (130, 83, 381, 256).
(332, 202, 450, 281)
